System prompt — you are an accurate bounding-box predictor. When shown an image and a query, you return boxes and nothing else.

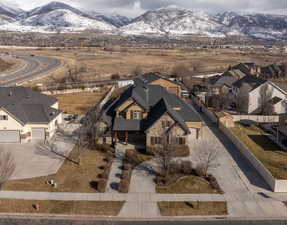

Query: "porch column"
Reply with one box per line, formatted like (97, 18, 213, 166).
(125, 131, 128, 145)
(114, 132, 118, 144)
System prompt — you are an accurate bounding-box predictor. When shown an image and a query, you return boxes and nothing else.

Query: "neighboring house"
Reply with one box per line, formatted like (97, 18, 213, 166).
(232, 75, 287, 114)
(261, 64, 285, 79)
(117, 79, 134, 88)
(232, 62, 261, 76)
(134, 73, 184, 98)
(0, 87, 62, 143)
(207, 70, 241, 95)
(101, 79, 203, 149)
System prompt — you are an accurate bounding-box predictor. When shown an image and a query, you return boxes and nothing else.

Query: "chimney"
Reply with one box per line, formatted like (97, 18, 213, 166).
(9, 91, 12, 97)
(143, 85, 149, 109)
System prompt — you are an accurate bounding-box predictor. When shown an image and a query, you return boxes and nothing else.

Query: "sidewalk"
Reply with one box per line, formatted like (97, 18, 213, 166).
(106, 143, 126, 193)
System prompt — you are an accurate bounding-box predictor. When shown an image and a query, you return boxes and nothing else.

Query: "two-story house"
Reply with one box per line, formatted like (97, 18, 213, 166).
(0, 87, 62, 143)
(232, 75, 287, 114)
(134, 73, 184, 98)
(101, 80, 203, 149)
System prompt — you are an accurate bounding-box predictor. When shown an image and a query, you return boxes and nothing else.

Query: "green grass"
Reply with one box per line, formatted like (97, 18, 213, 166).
(231, 123, 287, 179)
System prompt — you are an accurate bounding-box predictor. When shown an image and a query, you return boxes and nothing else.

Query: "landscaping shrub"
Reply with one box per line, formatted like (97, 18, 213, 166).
(194, 164, 206, 178)
(118, 179, 129, 193)
(122, 169, 131, 179)
(169, 161, 182, 175)
(89, 181, 98, 190)
(123, 163, 132, 171)
(181, 161, 193, 175)
(147, 145, 189, 157)
(97, 179, 107, 193)
(95, 144, 114, 154)
(174, 145, 190, 157)
(206, 174, 224, 194)
(154, 176, 167, 186)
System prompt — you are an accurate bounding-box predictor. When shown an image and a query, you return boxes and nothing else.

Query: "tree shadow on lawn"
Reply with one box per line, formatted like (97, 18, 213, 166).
(199, 115, 271, 191)
(248, 135, 285, 153)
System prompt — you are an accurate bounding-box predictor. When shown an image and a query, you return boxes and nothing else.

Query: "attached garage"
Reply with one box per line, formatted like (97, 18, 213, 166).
(32, 128, 46, 141)
(0, 130, 20, 143)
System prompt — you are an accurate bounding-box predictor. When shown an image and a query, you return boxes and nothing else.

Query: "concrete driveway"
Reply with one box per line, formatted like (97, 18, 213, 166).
(5, 122, 79, 180)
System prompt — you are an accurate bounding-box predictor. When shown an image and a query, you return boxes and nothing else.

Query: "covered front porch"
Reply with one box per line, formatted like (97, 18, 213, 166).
(113, 131, 146, 149)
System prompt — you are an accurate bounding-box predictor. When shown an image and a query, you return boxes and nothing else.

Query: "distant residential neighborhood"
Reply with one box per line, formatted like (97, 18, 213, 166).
(1, 56, 287, 222)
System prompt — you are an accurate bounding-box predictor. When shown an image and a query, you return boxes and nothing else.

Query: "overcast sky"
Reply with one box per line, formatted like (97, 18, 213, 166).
(2, 0, 287, 17)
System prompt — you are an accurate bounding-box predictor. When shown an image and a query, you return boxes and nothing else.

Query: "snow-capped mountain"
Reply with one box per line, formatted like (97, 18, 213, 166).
(92, 14, 133, 28)
(1, 2, 287, 40)
(120, 6, 224, 36)
(214, 11, 287, 39)
(0, 15, 15, 25)
(4, 1, 115, 32)
(20, 9, 115, 31)
(23, 1, 91, 19)
(0, 3, 23, 18)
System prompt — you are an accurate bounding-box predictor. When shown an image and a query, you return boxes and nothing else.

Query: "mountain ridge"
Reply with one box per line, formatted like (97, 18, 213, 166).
(1, 1, 287, 40)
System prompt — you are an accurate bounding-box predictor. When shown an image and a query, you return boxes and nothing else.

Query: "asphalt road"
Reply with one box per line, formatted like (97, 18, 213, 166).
(0, 54, 61, 86)
(0, 218, 287, 225)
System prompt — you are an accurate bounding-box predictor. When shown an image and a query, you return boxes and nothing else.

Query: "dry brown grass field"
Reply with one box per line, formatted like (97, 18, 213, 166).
(0, 58, 13, 72)
(5, 47, 287, 85)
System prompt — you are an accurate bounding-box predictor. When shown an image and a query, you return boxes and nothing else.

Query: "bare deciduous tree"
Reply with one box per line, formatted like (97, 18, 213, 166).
(81, 104, 107, 149)
(36, 139, 79, 165)
(236, 83, 251, 114)
(132, 66, 143, 76)
(193, 139, 219, 177)
(259, 84, 274, 115)
(172, 63, 191, 78)
(0, 151, 15, 188)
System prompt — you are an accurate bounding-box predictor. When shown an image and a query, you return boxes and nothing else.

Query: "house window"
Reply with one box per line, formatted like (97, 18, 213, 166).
(151, 136, 162, 145)
(0, 115, 8, 120)
(162, 120, 171, 128)
(119, 111, 127, 119)
(175, 137, 186, 145)
(132, 110, 141, 120)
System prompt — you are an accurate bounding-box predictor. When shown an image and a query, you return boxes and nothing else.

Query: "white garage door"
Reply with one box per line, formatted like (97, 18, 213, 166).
(0, 130, 20, 143)
(32, 128, 46, 141)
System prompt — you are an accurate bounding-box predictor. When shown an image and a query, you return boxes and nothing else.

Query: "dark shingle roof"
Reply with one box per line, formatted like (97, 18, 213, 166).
(233, 75, 267, 91)
(0, 87, 60, 124)
(113, 118, 141, 131)
(208, 72, 238, 87)
(135, 73, 182, 87)
(104, 82, 202, 134)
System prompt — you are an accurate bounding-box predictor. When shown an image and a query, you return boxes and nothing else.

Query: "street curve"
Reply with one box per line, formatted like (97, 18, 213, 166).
(0, 54, 61, 87)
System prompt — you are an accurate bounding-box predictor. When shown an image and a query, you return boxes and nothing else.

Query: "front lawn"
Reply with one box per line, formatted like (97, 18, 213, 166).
(231, 123, 287, 179)
(156, 176, 220, 194)
(158, 201, 227, 216)
(4, 149, 109, 192)
(0, 199, 124, 216)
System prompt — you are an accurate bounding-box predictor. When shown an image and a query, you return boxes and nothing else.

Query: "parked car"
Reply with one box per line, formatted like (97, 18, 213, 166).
(64, 115, 74, 121)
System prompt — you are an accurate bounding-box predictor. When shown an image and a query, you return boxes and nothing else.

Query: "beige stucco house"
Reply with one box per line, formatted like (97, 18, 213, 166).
(0, 87, 62, 143)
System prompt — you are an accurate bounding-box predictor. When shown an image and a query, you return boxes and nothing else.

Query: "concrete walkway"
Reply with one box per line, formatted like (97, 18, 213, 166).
(119, 159, 160, 218)
(106, 143, 126, 193)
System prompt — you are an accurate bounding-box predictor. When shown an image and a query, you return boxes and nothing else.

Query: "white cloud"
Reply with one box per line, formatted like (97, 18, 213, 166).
(3, 0, 287, 16)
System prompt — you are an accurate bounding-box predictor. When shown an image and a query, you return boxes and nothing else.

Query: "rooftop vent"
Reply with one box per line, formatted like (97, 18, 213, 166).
(8, 91, 12, 96)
